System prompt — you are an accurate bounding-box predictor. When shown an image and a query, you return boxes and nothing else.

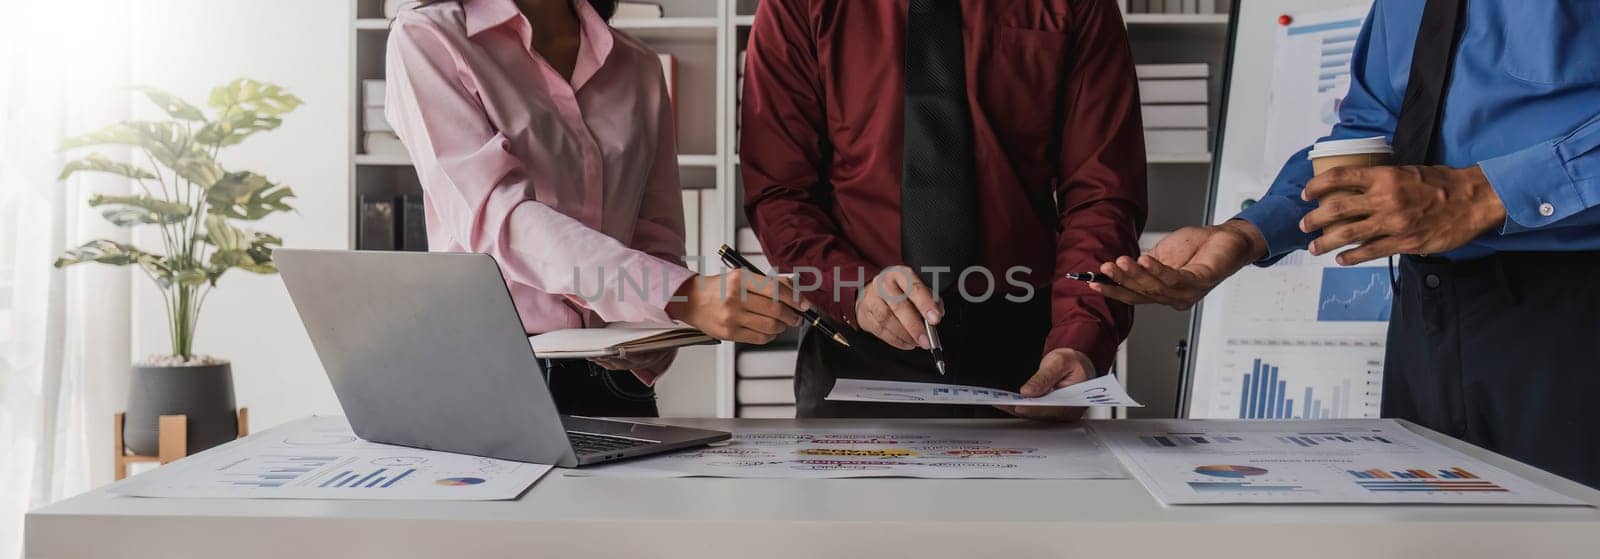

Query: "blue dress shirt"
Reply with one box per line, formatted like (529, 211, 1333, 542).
(1237, 0, 1600, 263)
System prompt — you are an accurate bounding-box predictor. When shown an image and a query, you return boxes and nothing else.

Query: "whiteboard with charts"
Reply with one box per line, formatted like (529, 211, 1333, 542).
(1184, 0, 1384, 419)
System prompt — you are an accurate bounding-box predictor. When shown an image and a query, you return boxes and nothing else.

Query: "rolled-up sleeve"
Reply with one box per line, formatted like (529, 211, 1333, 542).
(386, 14, 689, 324)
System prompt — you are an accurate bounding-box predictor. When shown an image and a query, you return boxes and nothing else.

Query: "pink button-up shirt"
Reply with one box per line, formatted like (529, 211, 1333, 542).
(386, 0, 695, 354)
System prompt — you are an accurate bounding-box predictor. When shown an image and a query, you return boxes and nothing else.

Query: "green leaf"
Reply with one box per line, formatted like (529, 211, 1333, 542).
(58, 154, 157, 181)
(208, 79, 303, 117)
(54, 240, 174, 287)
(174, 268, 210, 287)
(199, 80, 300, 148)
(60, 121, 223, 188)
(194, 109, 282, 148)
(204, 215, 282, 282)
(206, 172, 295, 220)
(169, 149, 224, 189)
(203, 214, 250, 251)
(62, 121, 183, 159)
(88, 194, 192, 226)
(133, 86, 206, 121)
(55, 239, 156, 267)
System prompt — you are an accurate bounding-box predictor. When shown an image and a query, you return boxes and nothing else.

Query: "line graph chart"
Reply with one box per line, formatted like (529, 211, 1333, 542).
(1317, 267, 1392, 322)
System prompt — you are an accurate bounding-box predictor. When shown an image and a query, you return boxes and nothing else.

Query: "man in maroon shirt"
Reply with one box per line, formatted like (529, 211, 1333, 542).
(740, 0, 1147, 418)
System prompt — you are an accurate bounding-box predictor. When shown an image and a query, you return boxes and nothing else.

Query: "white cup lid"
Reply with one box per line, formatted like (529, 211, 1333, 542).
(1308, 136, 1394, 159)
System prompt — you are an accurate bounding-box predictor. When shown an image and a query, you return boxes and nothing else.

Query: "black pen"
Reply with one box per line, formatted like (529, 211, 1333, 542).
(717, 245, 851, 347)
(1066, 272, 1121, 286)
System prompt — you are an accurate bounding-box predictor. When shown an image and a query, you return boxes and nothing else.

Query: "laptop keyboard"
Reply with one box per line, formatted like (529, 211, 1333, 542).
(567, 431, 657, 456)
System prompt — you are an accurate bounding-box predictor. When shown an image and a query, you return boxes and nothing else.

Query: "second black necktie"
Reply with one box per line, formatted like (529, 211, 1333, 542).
(901, 0, 979, 293)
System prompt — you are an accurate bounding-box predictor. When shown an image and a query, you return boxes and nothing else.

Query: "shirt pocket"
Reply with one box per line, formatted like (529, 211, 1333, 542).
(977, 26, 1071, 156)
(1499, 3, 1600, 85)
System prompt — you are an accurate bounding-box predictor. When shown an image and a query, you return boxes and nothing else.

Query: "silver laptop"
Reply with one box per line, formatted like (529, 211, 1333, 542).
(276, 249, 729, 468)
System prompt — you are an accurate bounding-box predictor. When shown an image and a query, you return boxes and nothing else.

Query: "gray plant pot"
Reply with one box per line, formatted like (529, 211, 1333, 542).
(123, 362, 237, 457)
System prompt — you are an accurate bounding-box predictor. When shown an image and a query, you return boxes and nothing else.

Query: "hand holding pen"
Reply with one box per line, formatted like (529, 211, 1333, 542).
(716, 246, 851, 347)
(855, 266, 948, 375)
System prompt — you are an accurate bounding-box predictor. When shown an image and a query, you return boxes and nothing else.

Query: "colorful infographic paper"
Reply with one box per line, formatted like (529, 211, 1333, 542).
(570, 423, 1126, 479)
(112, 416, 552, 501)
(826, 374, 1142, 407)
(1092, 419, 1583, 506)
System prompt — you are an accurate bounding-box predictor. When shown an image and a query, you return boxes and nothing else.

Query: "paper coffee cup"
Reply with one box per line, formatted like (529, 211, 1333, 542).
(1308, 137, 1393, 175)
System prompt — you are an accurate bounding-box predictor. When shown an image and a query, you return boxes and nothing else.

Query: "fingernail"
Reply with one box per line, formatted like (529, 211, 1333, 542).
(925, 310, 941, 324)
(918, 334, 930, 349)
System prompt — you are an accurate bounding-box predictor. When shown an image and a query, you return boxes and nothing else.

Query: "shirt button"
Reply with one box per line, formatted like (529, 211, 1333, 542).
(1539, 202, 1556, 217)
(1424, 274, 1441, 289)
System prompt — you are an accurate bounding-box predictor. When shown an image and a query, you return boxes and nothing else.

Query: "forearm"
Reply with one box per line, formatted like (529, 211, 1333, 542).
(1046, 200, 1143, 373)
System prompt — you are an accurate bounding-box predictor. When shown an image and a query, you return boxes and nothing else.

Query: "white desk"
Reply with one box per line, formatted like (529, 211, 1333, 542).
(27, 418, 1600, 559)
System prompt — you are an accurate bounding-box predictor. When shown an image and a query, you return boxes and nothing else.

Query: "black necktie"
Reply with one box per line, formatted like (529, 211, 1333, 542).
(902, 0, 978, 293)
(1391, 0, 1467, 165)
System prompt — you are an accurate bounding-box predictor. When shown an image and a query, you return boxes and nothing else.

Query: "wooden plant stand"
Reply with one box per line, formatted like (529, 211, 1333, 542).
(114, 408, 249, 481)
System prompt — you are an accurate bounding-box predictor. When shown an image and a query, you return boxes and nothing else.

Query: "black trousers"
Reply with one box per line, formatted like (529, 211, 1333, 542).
(542, 359, 659, 418)
(1385, 252, 1600, 488)
(795, 295, 1052, 418)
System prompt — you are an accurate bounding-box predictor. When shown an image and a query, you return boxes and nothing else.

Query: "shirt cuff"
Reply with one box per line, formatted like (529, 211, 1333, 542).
(1042, 320, 1120, 377)
(597, 251, 695, 324)
(1233, 195, 1315, 266)
(629, 348, 678, 387)
(1479, 140, 1586, 233)
(803, 263, 880, 330)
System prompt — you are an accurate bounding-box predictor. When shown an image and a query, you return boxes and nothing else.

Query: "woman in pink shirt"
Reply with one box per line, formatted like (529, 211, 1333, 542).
(389, 0, 806, 416)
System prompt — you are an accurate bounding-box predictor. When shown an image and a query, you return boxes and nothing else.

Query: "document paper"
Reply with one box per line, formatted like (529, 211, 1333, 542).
(571, 422, 1126, 479)
(1092, 419, 1583, 506)
(112, 416, 552, 501)
(826, 374, 1142, 407)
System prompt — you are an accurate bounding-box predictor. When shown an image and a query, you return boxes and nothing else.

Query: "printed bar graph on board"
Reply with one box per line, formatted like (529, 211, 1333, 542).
(1238, 359, 1365, 419)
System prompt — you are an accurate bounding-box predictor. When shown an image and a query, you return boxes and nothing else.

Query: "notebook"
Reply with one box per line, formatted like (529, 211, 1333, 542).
(528, 322, 716, 359)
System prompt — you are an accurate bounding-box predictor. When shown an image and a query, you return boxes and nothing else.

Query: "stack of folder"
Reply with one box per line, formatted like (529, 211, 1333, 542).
(1137, 63, 1211, 160)
(362, 80, 406, 157)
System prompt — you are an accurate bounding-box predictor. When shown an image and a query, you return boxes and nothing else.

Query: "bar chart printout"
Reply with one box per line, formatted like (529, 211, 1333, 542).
(1140, 434, 1244, 448)
(1349, 467, 1509, 493)
(111, 416, 552, 500)
(1235, 358, 1371, 419)
(1091, 419, 1582, 505)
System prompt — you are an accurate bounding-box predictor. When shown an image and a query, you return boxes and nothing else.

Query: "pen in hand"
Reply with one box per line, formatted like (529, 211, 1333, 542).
(924, 318, 947, 376)
(1066, 272, 1122, 287)
(716, 245, 851, 348)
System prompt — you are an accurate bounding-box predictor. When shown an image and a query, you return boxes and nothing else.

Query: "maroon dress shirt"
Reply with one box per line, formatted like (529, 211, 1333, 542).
(740, 0, 1148, 372)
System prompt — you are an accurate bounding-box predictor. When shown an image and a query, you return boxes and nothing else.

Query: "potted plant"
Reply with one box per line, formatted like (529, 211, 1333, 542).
(54, 79, 303, 456)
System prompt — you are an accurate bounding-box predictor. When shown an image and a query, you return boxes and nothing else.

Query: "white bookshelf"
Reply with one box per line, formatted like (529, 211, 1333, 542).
(349, 0, 1229, 419)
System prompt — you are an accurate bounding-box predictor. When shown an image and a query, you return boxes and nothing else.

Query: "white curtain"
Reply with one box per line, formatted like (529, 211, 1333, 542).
(0, 1, 135, 557)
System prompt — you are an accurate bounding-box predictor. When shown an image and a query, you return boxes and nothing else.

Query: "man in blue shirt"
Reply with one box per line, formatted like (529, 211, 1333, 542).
(1097, 0, 1600, 488)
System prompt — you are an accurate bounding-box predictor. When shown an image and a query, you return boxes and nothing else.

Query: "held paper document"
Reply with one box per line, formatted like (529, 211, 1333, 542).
(1092, 419, 1584, 506)
(112, 416, 552, 501)
(826, 374, 1142, 407)
(570, 422, 1126, 479)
